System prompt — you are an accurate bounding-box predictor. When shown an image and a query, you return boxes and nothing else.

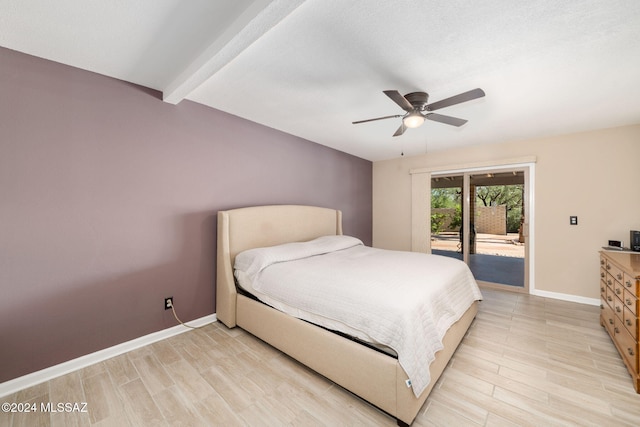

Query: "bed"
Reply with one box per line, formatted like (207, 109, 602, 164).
(216, 205, 480, 426)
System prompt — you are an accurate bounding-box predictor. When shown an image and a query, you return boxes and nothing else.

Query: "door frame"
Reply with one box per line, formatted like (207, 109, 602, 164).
(410, 157, 536, 294)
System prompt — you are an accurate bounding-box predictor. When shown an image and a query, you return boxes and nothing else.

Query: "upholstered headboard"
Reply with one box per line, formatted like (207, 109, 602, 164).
(216, 205, 343, 327)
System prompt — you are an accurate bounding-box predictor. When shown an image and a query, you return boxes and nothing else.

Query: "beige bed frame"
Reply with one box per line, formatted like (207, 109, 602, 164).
(216, 205, 477, 426)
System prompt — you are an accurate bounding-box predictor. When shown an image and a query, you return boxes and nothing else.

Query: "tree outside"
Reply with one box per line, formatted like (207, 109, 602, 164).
(431, 184, 523, 234)
(475, 184, 523, 233)
(431, 188, 461, 233)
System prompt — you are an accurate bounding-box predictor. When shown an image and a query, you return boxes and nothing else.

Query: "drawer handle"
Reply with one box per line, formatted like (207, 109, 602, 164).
(607, 264, 611, 270)
(617, 273, 623, 280)
(601, 259, 605, 266)
(601, 287, 605, 293)
(616, 306, 621, 313)
(607, 296, 613, 302)
(628, 348, 635, 356)
(616, 288, 621, 295)
(608, 279, 613, 286)
(627, 319, 633, 326)
(601, 304, 605, 310)
(626, 299, 633, 306)
(609, 318, 614, 325)
(601, 272, 605, 278)
(626, 280, 632, 288)
(614, 327, 620, 333)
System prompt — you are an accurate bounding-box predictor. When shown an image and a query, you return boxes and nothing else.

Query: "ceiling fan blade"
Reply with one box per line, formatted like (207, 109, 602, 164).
(383, 90, 414, 112)
(426, 113, 468, 127)
(352, 114, 402, 124)
(426, 88, 485, 111)
(393, 122, 406, 137)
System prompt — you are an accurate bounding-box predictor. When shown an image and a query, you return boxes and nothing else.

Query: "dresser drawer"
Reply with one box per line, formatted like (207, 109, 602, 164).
(624, 305, 638, 340)
(624, 272, 639, 295)
(605, 271, 615, 289)
(614, 278, 625, 299)
(602, 298, 615, 336)
(606, 285, 616, 309)
(607, 260, 625, 284)
(623, 289, 638, 316)
(615, 317, 639, 373)
(614, 293, 625, 320)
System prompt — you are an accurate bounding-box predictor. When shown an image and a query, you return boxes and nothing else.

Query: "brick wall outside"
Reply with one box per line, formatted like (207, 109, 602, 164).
(431, 205, 507, 235)
(475, 205, 507, 235)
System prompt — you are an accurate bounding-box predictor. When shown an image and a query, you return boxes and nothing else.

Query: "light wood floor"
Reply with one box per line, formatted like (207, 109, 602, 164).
(2, 289, 640, 426)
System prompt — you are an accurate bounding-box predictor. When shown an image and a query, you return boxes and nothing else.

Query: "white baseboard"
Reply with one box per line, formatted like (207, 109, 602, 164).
(0, 314, 217, 398)
(530, 289, 600, 306)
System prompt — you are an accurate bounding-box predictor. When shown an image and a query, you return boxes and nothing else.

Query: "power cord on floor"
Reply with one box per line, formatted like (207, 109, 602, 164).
(167, 299, 205, 330)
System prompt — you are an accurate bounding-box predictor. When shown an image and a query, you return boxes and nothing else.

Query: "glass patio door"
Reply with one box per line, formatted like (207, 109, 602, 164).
(431, 167, 529, 290)
(430, 174, 463, 261)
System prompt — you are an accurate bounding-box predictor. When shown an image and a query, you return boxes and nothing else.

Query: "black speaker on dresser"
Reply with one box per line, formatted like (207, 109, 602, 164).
(631, 230, 640, 252)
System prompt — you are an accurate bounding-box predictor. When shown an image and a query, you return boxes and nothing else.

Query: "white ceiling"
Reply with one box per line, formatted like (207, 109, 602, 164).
(2, 0, 640, 161)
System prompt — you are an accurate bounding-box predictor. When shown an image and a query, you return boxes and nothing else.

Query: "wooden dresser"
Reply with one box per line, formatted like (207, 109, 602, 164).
(600, 250, 640, 392)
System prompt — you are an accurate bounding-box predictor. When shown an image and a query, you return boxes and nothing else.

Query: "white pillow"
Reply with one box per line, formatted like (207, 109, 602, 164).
(234, 235, 363, 280)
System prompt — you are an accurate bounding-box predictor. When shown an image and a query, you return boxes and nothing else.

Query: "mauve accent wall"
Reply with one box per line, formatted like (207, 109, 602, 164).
(0, 47, 372, 383)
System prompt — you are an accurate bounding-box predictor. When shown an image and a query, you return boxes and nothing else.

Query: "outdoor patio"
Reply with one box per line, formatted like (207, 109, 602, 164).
(431, 232, 525, 287)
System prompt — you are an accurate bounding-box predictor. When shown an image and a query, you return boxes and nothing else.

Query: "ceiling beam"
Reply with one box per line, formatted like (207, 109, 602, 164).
(162, 0, 306, 105)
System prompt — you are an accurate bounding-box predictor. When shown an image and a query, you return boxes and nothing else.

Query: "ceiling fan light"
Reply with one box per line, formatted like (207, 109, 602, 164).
(403, 111, 425, 128)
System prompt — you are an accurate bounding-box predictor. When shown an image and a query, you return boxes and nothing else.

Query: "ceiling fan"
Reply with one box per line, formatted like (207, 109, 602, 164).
(352, 88, 485, 137)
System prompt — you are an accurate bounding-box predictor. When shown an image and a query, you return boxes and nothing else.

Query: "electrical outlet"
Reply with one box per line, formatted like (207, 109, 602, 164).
(164, 297, 173, 310)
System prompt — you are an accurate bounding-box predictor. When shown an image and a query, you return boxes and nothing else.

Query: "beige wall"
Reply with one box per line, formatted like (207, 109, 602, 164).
(373, 124, 640, 300)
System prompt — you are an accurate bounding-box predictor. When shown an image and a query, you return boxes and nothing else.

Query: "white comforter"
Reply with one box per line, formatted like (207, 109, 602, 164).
(234, 235, 482, 397)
